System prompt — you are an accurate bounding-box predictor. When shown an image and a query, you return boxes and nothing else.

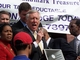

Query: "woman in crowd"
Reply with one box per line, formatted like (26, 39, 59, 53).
(0, 23, 15, 60)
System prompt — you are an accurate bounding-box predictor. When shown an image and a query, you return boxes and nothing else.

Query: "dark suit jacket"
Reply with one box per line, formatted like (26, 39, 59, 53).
(69, 38, 76, 52)
(12, 20, 24, 35)
(15, 26, 47, 60)
(48, 38, 77, 60)
(69, 38, 80, 56)
(11, 20, 25, 54)
(12, 20, 24, 29)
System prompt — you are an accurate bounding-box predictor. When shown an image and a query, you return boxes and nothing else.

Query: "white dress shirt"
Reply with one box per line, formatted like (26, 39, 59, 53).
(46, 37, 51, 46)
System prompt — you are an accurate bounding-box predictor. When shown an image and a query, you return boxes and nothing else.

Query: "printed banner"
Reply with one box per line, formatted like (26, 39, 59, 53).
(0, 0, 80, 34)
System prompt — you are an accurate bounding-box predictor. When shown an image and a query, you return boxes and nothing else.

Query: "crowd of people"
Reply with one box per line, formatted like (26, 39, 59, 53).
(0, 2, 80, 60)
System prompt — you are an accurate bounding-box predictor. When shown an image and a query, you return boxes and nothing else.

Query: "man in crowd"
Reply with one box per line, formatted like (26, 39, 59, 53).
(69, 18, 80, 60)
(13, 32, 33, 60)
(0, 10, 10, 25)
(11, 2, 32, 55)
(12, 2, 32, 34)
(16, 9, 47, 60)
(41, 28, 77, 60)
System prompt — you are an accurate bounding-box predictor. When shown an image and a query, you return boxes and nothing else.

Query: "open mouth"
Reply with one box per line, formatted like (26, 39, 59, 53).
(32, 24, 37, 26)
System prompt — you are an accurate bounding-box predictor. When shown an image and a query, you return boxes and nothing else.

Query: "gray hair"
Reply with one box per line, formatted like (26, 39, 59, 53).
(26, 9, 40, 19)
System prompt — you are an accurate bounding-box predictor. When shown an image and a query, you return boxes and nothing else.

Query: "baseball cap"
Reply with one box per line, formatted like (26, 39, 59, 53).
(13, 32, 32, 45)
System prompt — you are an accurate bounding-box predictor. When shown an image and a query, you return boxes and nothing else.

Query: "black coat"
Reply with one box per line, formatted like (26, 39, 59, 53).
(12, 20, 24, 29)
(11, 20, 25, 55)
(48, 38, 77, 60)
(12, 20, 25, 35)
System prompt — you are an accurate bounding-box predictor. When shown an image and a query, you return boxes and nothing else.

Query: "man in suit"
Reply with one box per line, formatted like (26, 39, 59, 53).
(69, 18, 80, 60)
(11, 2, 32, 55)
(15, 9, 47, 60)
(43, 28, 77, 60)
(12, 2, 32, 34)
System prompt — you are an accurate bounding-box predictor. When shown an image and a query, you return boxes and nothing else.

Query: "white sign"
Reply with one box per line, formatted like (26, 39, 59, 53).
(0, 0, 80, 34)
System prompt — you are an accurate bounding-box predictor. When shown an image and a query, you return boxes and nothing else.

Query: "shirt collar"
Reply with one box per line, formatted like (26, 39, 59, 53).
(77, 34, 80, 40)
(14, 55, 30, 60)
(26, 25, 37, 34)
(46, 37, 51, 46)
(20, 20, 27, 27)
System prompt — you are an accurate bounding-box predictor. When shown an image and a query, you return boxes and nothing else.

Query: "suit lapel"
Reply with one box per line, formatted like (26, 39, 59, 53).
(69, 38, 76, 52)
(23, 27, 36, 42)
(17, 20, 24, 28)
(48, 38, 54, 48)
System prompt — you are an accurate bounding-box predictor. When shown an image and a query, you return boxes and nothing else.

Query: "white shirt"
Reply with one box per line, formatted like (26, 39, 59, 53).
(76, 34, 80, 53)
(46, 37, 51, 46)
(77, 34, 80, 41)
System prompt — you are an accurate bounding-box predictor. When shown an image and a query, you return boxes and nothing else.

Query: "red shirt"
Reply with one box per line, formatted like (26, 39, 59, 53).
(0, 39, 15, 60)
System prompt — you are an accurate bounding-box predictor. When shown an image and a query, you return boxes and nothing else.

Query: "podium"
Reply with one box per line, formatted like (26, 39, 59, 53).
(43, 49, 65, 60)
